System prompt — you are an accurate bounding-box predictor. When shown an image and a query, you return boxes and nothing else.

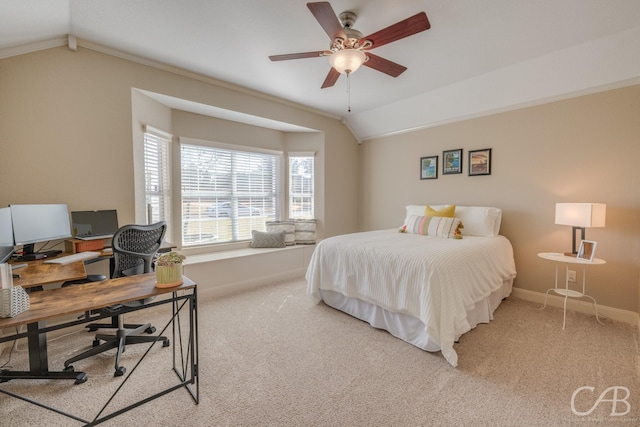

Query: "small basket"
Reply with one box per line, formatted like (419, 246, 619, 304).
(0, 286, 30, 318)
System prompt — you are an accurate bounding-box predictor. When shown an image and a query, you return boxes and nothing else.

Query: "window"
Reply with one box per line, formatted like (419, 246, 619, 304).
(289, 154, 314, 219)
(180, 141, 282, 246)
(143, 128, 172, 236)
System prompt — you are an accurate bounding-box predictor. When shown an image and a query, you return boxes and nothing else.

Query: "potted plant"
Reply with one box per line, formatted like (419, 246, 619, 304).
(155, 251, 186, 288)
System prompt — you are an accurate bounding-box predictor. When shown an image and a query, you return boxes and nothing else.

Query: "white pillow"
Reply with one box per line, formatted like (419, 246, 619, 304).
(454, 206, 502, 237)
(404, 205, 502, 237)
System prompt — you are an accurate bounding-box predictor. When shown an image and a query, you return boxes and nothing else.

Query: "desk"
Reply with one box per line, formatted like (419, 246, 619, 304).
(6, 255, 90, 382)
(538, 252, 606, 329)
(0, 273, 198, 425)
(10, 256, 87, 288)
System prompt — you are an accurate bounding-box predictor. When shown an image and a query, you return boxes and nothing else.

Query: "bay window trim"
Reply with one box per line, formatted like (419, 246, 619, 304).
(288, 151, 316, 157)
(179, 136, 283, 157)
(143, 124, 173, 140)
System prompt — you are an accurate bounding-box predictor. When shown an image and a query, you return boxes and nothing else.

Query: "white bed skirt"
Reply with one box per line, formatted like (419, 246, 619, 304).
(319, 278, 514, 352)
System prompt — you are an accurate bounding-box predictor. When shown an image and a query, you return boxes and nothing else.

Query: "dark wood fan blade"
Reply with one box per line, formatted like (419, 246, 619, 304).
(269, 51, 326, 61)
(307, 2, 347, 41)
(321, 67, 340, 89)
(363, 53, 407, 77)
(360, 12, 430, 49)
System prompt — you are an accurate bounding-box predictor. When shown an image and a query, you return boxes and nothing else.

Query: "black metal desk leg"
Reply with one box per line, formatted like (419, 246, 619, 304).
(27, 321, 49, 373)
(0, 322, 87, 384)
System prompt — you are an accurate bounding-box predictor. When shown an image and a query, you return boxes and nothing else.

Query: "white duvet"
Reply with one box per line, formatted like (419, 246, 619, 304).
(306, 229, 517, 367)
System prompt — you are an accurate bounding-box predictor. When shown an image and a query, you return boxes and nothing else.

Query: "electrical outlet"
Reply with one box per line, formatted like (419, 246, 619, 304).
(568, 270, 576, 282)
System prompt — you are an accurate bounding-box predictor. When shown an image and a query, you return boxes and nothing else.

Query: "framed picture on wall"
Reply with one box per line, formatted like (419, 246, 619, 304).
(443, 149, 462, 175)
(469, 148, 492, 176)
(420, 156, 438, 180)
(577, 240, 597, 261)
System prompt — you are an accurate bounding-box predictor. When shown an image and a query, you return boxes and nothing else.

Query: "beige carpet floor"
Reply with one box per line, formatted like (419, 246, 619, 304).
(1, 277, 638, 426)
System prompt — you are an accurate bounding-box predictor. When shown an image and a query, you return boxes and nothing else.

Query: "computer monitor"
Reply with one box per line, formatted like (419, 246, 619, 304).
(10, 204, 72, 258)
(0, 207, 14, 263)
(71, 210, 119, 239)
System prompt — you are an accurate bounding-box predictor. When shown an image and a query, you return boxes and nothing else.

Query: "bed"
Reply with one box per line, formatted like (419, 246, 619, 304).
(306, 205, 517, 367)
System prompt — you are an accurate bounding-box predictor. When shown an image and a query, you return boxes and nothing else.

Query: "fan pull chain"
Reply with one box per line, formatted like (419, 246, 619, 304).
(347, 71, 352, 113)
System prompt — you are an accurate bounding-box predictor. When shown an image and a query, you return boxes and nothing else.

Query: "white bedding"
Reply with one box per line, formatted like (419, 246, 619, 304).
(306, 229, 517, 367)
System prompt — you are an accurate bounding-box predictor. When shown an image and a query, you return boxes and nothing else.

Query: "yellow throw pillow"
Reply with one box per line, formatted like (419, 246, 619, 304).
(425, 204, 456, 218)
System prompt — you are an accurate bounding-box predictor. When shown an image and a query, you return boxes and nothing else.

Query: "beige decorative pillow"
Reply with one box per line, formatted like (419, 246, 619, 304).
(266, 221, 296, 245)
(250, 230, 286, 248)
(289, 218, 317, 245)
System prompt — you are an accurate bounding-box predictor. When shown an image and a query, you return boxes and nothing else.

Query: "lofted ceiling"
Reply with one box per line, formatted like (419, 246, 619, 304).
(1, 0, 640, 141)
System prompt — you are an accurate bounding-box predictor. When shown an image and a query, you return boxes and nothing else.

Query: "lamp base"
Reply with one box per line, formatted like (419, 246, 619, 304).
(570, 226, 586, 258)
(563, 252, 578, 257)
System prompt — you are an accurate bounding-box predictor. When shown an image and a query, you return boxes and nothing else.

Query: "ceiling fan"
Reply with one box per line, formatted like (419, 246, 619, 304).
(269, 1, 431, 89)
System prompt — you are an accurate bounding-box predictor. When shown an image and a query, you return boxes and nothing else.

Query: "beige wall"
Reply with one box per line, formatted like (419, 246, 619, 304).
(1, 45, 637, 314)
(0, 46, 359, 243)
(360, 85, 640, 313)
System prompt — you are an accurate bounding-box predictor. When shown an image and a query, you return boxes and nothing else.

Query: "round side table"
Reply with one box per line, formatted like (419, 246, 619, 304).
(537, 252, 606, 329)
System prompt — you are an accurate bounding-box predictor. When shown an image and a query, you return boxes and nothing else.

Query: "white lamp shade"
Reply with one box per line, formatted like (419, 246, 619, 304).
(555, 203, 606, 227)
(329, 49, 366, 74)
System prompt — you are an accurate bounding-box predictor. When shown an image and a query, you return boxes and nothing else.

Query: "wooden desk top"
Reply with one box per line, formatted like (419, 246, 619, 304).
(9, 256, 87, 288)
(0, 273, 196, 330)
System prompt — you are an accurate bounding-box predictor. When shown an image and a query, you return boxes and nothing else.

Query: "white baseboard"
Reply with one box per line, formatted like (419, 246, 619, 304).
(511, 287, 639, 326)
(197, 268, 307, 300)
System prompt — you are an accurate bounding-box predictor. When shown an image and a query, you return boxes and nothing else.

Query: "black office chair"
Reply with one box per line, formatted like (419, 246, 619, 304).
(64, 221, 169, 377)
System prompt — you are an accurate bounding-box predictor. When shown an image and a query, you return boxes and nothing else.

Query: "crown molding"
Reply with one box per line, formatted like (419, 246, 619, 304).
(75, 39, 342, 123)
(0, 36, 68, 59)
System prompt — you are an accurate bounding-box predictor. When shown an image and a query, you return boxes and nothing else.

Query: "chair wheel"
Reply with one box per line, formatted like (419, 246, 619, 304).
(93, 339, 101, 347)
(163, 339, 170, 348)
(145, 326, 156, 334)
(64, 365, 74, 372)
(114, 366, 126, 377)
(74, 373, 88, 385)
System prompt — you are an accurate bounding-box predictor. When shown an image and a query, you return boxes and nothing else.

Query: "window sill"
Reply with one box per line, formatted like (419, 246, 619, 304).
(182, 244, 314, 265)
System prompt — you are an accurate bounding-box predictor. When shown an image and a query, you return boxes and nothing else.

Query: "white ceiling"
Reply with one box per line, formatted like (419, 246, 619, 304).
(2, 0, 640, 141)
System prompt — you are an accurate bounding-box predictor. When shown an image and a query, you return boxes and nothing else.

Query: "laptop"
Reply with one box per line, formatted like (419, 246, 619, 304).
(71, 210, 119, 240)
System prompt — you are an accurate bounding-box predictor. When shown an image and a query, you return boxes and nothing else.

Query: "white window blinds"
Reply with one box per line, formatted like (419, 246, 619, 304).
(143, 130, 171, 229)
(180, 141, 281, 246)
(289, 154, 314, 219)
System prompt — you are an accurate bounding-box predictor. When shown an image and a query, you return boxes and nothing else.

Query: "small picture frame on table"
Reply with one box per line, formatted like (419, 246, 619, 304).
(443, 149, 462, 175)
(469, 148, 491, 176)
(420, 156, 438, 180)
(577, 240, 597, 261)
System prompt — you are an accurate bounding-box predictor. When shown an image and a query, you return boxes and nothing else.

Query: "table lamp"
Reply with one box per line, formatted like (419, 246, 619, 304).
(555, 203, 606, 256)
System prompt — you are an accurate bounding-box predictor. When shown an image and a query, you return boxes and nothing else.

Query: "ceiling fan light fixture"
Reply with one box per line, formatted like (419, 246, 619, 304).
(329, 49, 366, 74)
(270, 3, 431, 89)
